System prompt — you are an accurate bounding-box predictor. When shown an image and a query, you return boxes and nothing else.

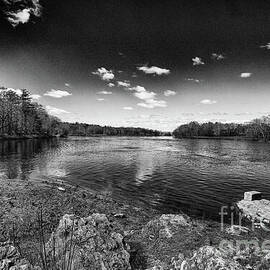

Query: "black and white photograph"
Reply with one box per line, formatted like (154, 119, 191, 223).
(1, 0, 270, 269)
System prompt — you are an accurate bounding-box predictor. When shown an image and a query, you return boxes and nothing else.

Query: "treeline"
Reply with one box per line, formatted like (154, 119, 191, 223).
(61, 122, 165, 137)
(0, 87, 166, 138)
(0, 87, 61, 137)
(173, 117, 270, 141)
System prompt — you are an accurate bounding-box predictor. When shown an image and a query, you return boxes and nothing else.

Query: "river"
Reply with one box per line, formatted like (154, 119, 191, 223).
(1, 136, 270, 220)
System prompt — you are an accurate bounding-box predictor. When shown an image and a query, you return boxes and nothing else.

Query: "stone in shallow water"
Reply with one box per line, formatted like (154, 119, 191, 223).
(244, 191, 262, 201)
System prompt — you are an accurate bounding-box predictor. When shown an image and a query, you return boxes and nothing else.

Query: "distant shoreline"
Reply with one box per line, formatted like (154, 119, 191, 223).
(1, 135, 266, 142)
(0, 134, 171, 141)
(173, 136, 265, 141)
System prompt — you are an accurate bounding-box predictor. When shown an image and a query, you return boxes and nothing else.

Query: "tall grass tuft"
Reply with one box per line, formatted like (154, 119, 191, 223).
(37, 208, 76, 270)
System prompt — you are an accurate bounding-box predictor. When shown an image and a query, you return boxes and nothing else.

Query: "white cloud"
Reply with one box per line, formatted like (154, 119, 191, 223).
(186, 78, 201, 83)
(211, 53, 225, 60)
(128, 86, 146, 92)
(7, 9, 31, 26)
(138, 99, 167, 109)
(44, 89, 72, 98)
(30, 94, 41, 100)
(200, 99, 217, 105)
(7, 88, 23, 96)
(46, 105, 69, 115)
(240, 73, 252, 78)
(97, 90, 112, 95)
(117, 81, 131, 88)
(123, 107, 133, 110)
(65, 83, 70, 87)
(92, 67, 114, 81)
(108, 83, 115, 87)
(192, 57, 205, 66)
(164, 90, 176, 97)
(0, 88, 23, 96)
(5, 0, 42, 27)
(128, 85, 167, 109)
(260, 43, 270, 50)
(137, 65, 170, 75)
(97, 98, 105, 101)
(134, 91, 156, 100)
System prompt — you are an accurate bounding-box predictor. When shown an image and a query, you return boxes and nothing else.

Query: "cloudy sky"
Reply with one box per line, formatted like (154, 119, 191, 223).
(1, 0, 270, 131)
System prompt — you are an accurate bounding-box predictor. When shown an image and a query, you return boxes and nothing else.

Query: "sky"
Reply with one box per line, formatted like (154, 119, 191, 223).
(1, 0, 270, 131)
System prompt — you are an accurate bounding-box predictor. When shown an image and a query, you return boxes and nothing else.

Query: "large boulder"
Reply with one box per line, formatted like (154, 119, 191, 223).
(244, 191, 262, 201)
(237, 199, 270, 223)
(46, 214, 131, 270)
(147, 246, 242, 270)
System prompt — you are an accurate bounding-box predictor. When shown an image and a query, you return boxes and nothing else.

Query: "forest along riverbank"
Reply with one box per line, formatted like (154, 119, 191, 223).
(1, 177, 270, 269)
(0, 135, 59, 141)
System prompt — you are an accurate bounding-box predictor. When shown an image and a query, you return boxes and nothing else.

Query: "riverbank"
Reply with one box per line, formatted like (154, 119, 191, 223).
(1, 177, 270, 269)
(0, 134, 172, 141)
(173, 136, 265, 141)
(0, 135, 59, 141)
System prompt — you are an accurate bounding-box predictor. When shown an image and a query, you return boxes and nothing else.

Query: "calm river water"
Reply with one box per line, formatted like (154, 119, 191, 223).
(1, 136, 270, 220)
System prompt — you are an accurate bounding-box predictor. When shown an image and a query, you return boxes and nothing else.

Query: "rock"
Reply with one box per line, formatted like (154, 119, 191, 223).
(225, 225, 250, 235)
(185, 246, 242, 270)
(244, 191, 262, 201)
(0, 241, 20, 261)
(148, 247, 242, 270)
(170, 253, 185, 269)
(123, 230, 134, 237)
(146, 259, 166, 270)
(57, 187, 65, 192)
(46, 213, 131, 270)
(113, 213, 126, 219)
(237, 199, 270, 222)
(159, 214, 190, 226)
(263, 252, 270, 262)
(9, 260, 33, 270)
(0, 241, 35, 270)
(142, 214, 191, 239)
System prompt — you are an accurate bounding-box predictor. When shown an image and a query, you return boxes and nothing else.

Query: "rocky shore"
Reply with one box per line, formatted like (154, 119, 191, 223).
(1, 178, 270, 269)
(237, 191, 270, 225)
